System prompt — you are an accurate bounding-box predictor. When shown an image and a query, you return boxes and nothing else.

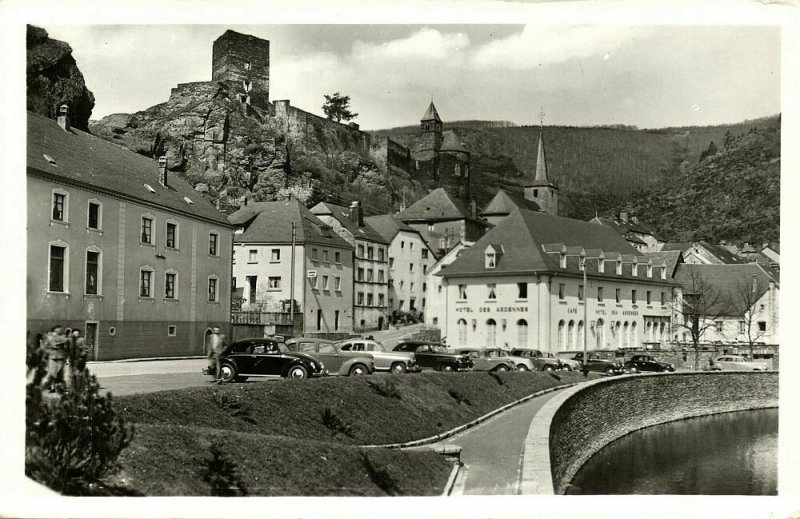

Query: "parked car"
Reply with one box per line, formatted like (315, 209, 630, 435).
(452, 348, 515, 372)
(212, 337, 327, 382)
(285, 337, 375, 376)
(508, 348, 563, 371)
(572, 352, 625, 376)
(490, 349, 536, 371)
(392, 341, 474, 372)
(624, 354, 676, 373)
(337, 338, 421, 374)
(711, 355, 770, 371)
(556, 355, 582, 372)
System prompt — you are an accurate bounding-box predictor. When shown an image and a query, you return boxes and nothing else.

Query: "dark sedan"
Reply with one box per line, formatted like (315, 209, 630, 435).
(624, 354, 675, 373)
(215, 338, 327, 382)
(392, 341, 474, 372)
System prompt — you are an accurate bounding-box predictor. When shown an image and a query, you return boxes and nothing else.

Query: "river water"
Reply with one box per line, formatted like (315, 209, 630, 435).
(566, 408, 778, 495)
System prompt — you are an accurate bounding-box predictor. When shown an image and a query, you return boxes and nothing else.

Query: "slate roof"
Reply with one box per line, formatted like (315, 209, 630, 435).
(440, 209, 675, 284)
(228, 199, 352, 249)
(661, 242, 693, 253)
(363, 214, 417, 242)
(480, 189, 541, 216)
(309, 202, 388, 244)
(440, 130, 468, 153)
(674, 263, 777, 314)
(396, 188, 482, 223)
(591, 217, 647, 245)
(421, 102, 442, 123)
(641, 250, 683, 277)
(27, 112, 231, 226)
(663, 242, 747, 264)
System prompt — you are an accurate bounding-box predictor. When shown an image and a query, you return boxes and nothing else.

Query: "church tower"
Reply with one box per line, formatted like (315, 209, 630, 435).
(523, 127, 559, 215)
(419, 101, 443, 156)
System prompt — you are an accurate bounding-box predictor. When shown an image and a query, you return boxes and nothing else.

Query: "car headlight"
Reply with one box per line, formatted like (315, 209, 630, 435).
(319, 362, 325, 370)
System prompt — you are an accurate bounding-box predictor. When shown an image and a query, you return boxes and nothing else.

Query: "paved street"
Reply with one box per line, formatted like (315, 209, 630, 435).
(439, 390, 562, 495)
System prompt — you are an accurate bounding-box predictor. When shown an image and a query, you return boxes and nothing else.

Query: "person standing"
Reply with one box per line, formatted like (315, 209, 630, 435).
(208, 327, 227, 384)
(44, 325, 68, 393)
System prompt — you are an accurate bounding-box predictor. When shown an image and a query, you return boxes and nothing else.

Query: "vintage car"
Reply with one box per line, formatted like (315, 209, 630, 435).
(556, 354, 582, 372)
(490, 349, 536, 372)
(624, 354, 676, 373)
(711, 355, 770, 372)
(572, 352, 625, 376)
(337, 338, 421, 374)
(452, 348, 516, 372)
(392, 341, 474, 372)
(508, 348, 563, 371)
(285, 337, 375, 376)
(212, 337, 327, 382)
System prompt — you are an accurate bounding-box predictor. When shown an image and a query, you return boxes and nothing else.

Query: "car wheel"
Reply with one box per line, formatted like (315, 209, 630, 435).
(517, 364, 529, 372)
(390, 362, 407, 374)
(495, 364, 509, 372)
(562, 365, 572, 372)
(349, 363, 369, 376)
(543, 365, 555, 372)
(440, 364, 455, 372)
(630, 366, 639, 374)
(220, 363, 237, 383)
(605, 366, 616, 376)
(286, 365, 308, 380)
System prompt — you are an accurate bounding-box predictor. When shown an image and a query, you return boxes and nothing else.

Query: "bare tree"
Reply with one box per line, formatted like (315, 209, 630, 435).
(731, 275, 767, 359)
(673, 268, 731, 370)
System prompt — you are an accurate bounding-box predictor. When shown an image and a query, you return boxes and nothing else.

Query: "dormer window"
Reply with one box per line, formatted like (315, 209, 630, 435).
(647, 264, 653, 278)
(632, 261, 639, 277)
(486, 252, 496, 269)
(559, 253, 567, 269)
(661, 266, 667, 279)
(616, 261, 622, 275)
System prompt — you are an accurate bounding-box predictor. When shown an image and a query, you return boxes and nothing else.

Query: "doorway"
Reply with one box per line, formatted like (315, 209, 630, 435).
(85, 321, 99, 360)
(204, 328, 214, 355)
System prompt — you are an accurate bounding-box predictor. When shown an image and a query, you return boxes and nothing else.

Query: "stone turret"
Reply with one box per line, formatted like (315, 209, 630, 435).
(523, 131, 559, 216)
(212, 30, 270, 107)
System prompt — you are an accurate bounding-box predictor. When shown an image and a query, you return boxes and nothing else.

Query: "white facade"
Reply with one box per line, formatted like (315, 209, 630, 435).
(425, 241, 472, 328)
(387, 229, 438, 317)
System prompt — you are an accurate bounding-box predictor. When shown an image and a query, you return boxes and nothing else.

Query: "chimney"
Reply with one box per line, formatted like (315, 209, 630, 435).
(619, 212, 628, 223)
(349, 201, 364, 227)
(158, 156, 168, 187)
(57, 104, 70, 132)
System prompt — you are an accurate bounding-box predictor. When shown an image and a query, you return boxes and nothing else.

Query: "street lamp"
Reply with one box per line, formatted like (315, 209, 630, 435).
(581, 250, 588, 370)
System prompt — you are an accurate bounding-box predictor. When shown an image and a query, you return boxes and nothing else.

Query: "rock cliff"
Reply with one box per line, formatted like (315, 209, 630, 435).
(27, 25, 95, 132)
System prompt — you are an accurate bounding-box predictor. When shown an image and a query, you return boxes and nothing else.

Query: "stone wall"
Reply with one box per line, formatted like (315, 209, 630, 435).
(548, 372, 778, 494)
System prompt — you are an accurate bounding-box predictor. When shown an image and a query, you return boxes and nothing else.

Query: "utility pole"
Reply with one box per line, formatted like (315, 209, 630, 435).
(582, 251, 588, 369)
(290, 221, 296, 333)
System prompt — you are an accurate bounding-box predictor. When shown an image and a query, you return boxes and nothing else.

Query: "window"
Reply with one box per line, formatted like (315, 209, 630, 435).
(323, 275, 329, 290)
(322, 249, 329, 262)
(559, 253, 567, 268)
(631, 289, 637, 304)
(367, 293, 374, 306)
(271, 249, 280, 262)
(389, 257, 395, 268)
(616, 261, 622, 275)
(367, 247, 374, 259)
(646, 291, 652, 305)
(438, 285, 442, 293)
(410, 282, 414, 292)
(247, 276, 257, 304)
(409, 263, 414, 272)
(334, 251, 342, 264)
(209, 232, 219, 255)
(357, 268, 364, 282)
(334, 276, 341, 291)
(335, 310, 340, 331)
(715, 320, 724, 331)
(399, 281, 404, 290)
(533, 189, 539, 197)
(615, 288, 621, 303)
(87, 201, 101, 230)
(758, 321, 767, 332)
(423, 265, 428, 275)
(410, 243, 414, 251)
(399, 299, 404, 310)
(357, 245, 365, 258)
(312, 248, 318, 260)
(739, 321, 746, 333)
(378, 270, 384, 283)
(661, 266, 667, 280)
(647, 264, 653, 278)
(400, 241, 405, 249)
(378, 294, 385, 306)
(578, 284, 584, 302)
(165, 272, 176, 299)
(632, 262, 639, 276)
(518, 283, 528, 299)
(598, 259, 605, 273)
(486, 319, 497, 347)
(378, 248, 385, 262)
(422, 249, 429, 259)
(52, 191, 67, 221)
(661, 291, 666, 306)
(458, 284, 468, 300)
(423, 282, 427, 292)
(559, 283, 566, 300)
(357, 292, 364, 305)
(141, 216, 153, 244)
(168, 325, 177, 337)
(388, 279, 394, 288)
(48, 244, 67, 292)
(485, 252, 496, 269)
(208, 277, 218, 302)
(458, 319, 468, 346)
(517, 319, 528, 348)
(597, 287, 604, 302)
(140, 269, 153, 297)
(249, 249, 257, 263)
(268, 277, 281, 290)
(166, 222, 178, 248)
(310, 275, 318, 289)
(85, 250, 100, 295)
(366, 269, 373, 282)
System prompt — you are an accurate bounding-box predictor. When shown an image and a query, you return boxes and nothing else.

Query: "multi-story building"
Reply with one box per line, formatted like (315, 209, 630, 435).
(27, 109, 234, 360)
(365, 215, 437, 321)
(661, 241, 747, 265)
(433, 208, 677, 352)
(424, 241, 474, 329)
(310, 201, 390, 331)
(229, 200, 354, 334)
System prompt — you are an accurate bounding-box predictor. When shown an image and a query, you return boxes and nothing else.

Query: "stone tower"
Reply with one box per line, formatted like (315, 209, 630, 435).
(523, 131, 559, 215)
(418, 101, 443, 157)
(212, 30, 270, 107)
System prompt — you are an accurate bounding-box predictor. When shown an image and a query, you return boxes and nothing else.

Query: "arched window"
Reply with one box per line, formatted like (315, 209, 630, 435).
(517, 319, 528, 348)
(577, 321, 584, 350)
(486, 319, 497, 348)
(568, 320, 576, 349)
(558, 320, 566, 350)
(615, 321, 622, 347)
(646, 321, 652, 342)
(623, 321, 630, 348)
(660, 322, 667, 343)
(631, 322, 638, 348)
(457, 319, 467, 346)
(48, 241, 69, 293)
(595, 319, 605, 349)
(85, 246, 102, 295)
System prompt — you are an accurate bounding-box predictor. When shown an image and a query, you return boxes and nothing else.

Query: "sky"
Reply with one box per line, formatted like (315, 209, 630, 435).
(42, 24, 780, 130)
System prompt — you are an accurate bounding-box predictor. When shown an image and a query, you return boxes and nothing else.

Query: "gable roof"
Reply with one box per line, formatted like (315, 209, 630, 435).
(441, 209, 674, 284)
(228, 199, 352, 249)
(641, 250, 683, 277)
(440, 130, 468, 153)
(363, 214, 417, 242)
(27, 112, 231, 226)
(309, 202, 388, 244)
(674, 263, 777, 314)
(480, 189, 541, 216)
(396, 188, 474, 222)
(664, 241, 747, 264)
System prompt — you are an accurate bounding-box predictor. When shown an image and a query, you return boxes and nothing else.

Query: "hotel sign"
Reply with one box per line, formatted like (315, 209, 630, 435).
(455, 306, 528, 313)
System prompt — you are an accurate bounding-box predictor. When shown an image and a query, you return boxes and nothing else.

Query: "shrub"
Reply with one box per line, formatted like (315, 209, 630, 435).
(198, 442, 248, 497)
(321, 407, 354, 438)
(488, 371, 505, 385)
(366, 378, 402, 400)
(447, 389, 472, 406)
(212, 391, 257, 425)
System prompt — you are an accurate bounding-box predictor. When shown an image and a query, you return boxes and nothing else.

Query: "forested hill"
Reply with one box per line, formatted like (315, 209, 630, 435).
(626, 122, 780, 244)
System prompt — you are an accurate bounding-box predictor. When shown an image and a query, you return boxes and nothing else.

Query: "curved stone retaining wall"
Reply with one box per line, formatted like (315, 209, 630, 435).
(545, 372, 778, 495)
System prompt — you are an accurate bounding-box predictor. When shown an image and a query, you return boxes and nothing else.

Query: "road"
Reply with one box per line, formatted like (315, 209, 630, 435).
(439, 390, 561, 495)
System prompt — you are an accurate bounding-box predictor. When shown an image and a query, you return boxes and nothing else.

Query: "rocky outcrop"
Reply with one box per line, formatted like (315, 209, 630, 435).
(27, 25, 95, 131)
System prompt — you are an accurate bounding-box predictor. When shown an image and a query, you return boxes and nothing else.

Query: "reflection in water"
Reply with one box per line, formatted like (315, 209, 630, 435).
(567, 408, 777, 495)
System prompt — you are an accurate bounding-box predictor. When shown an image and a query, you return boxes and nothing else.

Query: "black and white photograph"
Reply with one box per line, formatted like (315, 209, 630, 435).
(2, 1, 799, 518)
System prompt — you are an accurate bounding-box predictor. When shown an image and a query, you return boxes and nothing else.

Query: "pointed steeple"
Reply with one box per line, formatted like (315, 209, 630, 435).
(421, 101, 442, 123)
(534, 131, 549, 183)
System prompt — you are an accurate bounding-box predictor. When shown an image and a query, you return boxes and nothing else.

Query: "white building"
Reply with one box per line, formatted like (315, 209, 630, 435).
(425, 241, 474, 329)
(433, 209, 677, 352)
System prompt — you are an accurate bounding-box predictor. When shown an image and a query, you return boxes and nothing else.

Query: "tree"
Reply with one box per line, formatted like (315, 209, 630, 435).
(723, 130, 735, 149)
(699, 140, 718, 162)
(322, 92, 358, 123)
(672, 268, 731, 370)
(731, 275, 769, 359)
